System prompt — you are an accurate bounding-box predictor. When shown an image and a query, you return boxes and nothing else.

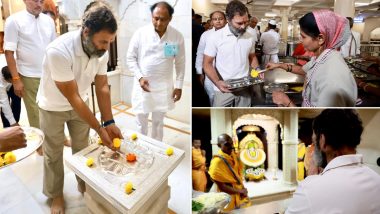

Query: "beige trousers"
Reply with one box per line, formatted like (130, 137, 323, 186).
(21, 75, 40, 128)
(40, 108, 89, 198)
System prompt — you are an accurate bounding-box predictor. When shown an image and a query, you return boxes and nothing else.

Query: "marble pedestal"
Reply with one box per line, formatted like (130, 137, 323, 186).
(65, 129, 185, 213)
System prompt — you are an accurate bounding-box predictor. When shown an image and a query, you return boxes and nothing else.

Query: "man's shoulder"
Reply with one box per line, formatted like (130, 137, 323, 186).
(47, 31, 76, 52)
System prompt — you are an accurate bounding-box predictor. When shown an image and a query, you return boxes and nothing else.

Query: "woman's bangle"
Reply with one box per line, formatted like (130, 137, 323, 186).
(286, 100, 292, 107)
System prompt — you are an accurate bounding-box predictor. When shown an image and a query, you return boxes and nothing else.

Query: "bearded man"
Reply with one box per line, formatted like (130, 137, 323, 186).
(36, 2, 122, 213)
(203, 0, 259, 107)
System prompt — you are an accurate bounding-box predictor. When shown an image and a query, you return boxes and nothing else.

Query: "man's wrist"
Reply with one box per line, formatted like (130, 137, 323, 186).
(102, 119, 115, 127)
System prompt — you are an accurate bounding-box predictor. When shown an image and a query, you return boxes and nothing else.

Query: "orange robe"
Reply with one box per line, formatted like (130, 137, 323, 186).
(208, 150, 251, 211)
(192, 148, 207, 192)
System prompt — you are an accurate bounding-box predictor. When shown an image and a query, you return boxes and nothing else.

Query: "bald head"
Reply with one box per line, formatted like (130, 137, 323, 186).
(217, 134, 234, 154)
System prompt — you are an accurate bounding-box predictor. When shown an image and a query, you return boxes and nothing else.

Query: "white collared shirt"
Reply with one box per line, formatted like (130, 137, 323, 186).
(195, 28, 216, 75)
(204, 24, 256, 91)
(37, 30, 108, 111)
(341, 30, 361, 58)
(246, 26, 258, 44)
(286, 154, 380, 214)
(301, 50, 357, 107)
(3, 10, 56, 77)
(259, 29, 280, 55)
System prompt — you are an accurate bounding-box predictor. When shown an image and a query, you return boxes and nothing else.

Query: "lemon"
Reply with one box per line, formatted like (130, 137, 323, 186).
(250, 69, 259, 78)
(0, 156, 4, 167)
(113, 138, 121, 148)
(86, 157, 94, 167)
(166, 147, 174, 156)
(125, 182, 134, 194)
(130, 133, 138, 141)
(4, 152, 16, 164)
(98, 138, 103, 145)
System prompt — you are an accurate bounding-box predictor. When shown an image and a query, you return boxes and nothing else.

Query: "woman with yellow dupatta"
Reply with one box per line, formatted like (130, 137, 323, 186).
(209, 134, 251, 211)
(192, 139, 207, 192)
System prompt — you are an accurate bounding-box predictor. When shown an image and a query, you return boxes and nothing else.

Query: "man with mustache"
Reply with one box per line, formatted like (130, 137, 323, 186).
(203, 0, 259, 107)
(286, 109, 380, 214)
(127, 1, 185, 141)
(4, 0, 56, 155)
(36, 2, 122, 213)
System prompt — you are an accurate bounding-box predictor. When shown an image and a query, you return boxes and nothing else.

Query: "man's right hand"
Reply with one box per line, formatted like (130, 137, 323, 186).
(216, 80, 231, 93)
(139, 77, 150, 92)
(13, 80, 25, 97)
(97, 127, 113, 149)
(0, 126, 27, 152)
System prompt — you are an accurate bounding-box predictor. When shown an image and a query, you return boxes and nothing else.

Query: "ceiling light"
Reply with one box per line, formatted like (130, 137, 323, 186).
(355, 2, 370, 6)
(274, 0, 300, 6)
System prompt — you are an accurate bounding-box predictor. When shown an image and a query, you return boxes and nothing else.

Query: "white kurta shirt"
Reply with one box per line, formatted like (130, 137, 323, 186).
(37, 30, 108, 111)
(302, 50, 357, 107)
(246, 26, 258, 45)
(286, 154, 380, 214)
(204, 25, 256, 91)
(0, 75, 16, 125)
(126, 24, 185, 114)
(3, 10, 56, 77)
(259, 29, 280, 55)
(341, 30, 361, 58)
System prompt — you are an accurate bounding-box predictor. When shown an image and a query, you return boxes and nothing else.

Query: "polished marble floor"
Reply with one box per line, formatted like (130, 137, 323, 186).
(0, 102, 191, 214)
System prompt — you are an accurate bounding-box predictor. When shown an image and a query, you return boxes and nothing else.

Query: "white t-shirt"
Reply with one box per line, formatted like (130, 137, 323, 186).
(302, 50, 357, 107)
(286, 154, 380, 214)
(3, 10, 56, 77)
(341, 30, 361, 58)
(37, 30, 108, 111)
(246, 26, 258, 44)
(204, 25, 256, 91)
(259, 29, 280, 55)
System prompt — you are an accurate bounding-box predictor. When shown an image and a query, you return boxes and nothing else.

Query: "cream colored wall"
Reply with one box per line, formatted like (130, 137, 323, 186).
(357, 109, 380, 151)
(362, 17, 380, 42)
(352, 23, 365, 36)
(192, 0, 219, 19)
(10, 0, 25, 13)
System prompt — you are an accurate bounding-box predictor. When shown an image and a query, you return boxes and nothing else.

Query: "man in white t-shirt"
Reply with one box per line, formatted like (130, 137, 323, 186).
(36, 2, 122, 213)
(203, 0, 259, 107)
(286, 109, 380, 214)
(3, 0, 56, 131)
(341, 17, 361, 58)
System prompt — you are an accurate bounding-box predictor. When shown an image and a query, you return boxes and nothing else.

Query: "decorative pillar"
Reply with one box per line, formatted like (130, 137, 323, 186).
(282, 109, 298, 185)
(334, 0, 355, 18)
(266, 122, 279, 171)
(281, 9, 289, 43)
(292, 20, 300, 40)
(210, 109, 232, 155)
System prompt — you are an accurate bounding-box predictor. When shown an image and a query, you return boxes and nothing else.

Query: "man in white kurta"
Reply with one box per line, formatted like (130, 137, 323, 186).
(340, 17, 361, 58)
(3, 0, 56, 130)
(259, 20, 280, 68)
(127, 2, 185, 141)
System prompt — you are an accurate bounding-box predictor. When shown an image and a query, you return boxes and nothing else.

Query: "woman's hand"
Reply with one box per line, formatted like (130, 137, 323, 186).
(266, 62, 279, 70)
